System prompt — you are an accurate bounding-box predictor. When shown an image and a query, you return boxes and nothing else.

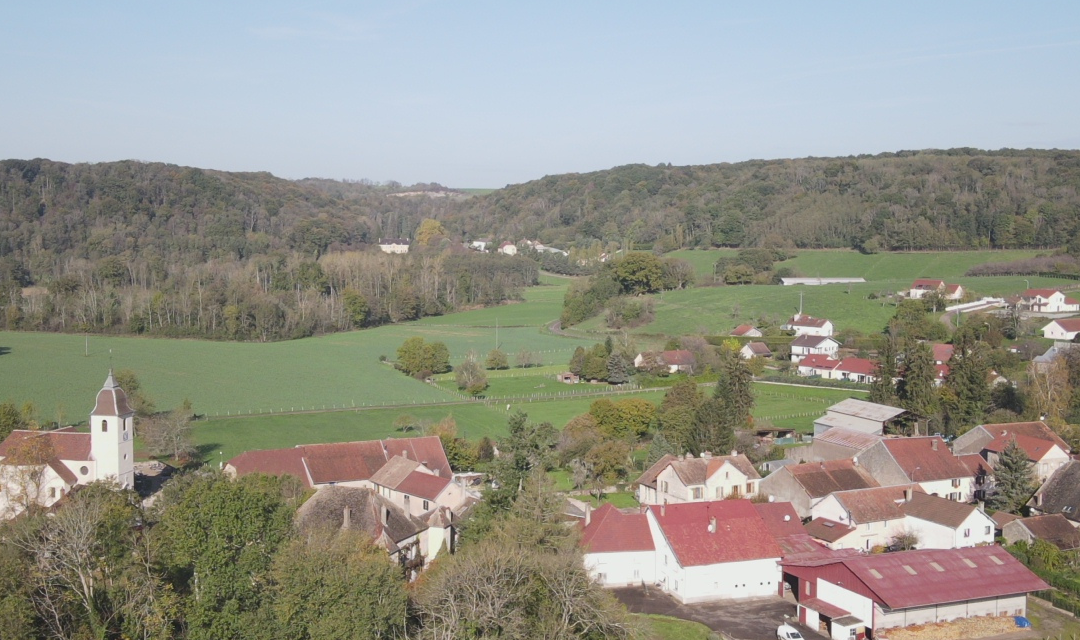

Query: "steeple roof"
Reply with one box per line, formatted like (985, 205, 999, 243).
(91, 370, 134, 417)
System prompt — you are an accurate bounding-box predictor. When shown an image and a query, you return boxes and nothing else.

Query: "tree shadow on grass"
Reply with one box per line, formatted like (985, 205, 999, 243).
(194, 443, 224, 467)
(0, 347, 10, 356)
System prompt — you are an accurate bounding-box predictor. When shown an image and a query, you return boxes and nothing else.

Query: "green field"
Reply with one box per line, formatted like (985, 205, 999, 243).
(191, 382, 860, 461)
(667, 248, 1044, 284)
(637, 614, 714, 640)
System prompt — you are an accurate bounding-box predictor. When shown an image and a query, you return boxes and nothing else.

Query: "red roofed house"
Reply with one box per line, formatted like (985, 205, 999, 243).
(580, 503, 656, 587)
(731, 324, 762, 338)
(1042, 317, 1080, 340)
(783, 314, 835, 337)
(496, 241, 517, 255)
(790, 335, 840, 363)
(760, 459, 880, 519)
(0, 371, 135, 519)
(225, 435, 452, 490)
(369, 455, 470, 517)
(828, 358, 878, 384)
(635, 451, 761, 505)
(952, 421, 1071, 482)
(797, 354, 840, 377)
(1023, 288, 1080, 314)
(739, 341, 772, 360)
(931, 343, 954, 365)
(858, 436, 975, 501)
(783, 547, 1049, 638)
(648, 500, 783, 602)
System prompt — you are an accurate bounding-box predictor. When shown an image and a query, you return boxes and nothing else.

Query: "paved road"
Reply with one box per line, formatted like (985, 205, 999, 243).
(613, 587, 827, 640)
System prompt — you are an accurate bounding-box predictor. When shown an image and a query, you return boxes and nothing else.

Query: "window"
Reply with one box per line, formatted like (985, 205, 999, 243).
(866, 523, 872, 531)
(849, 629, 858, 639)
(123, 420, 128, 432)
(101, 420, 108, 432)
(716, 487, 723, 498)
(746, 482, 753, 495)
(692, 487, 703, 500)
(805, 582, 811, 595)
(985, 526, 992, 535)
(964, 528, 971, 538)
(79, 466, 89, 476)
(731, 485, 742, 497)
(423, 500, 429, 510)
(404, 495, 411, 509)
(952, 478, 961, 488)
(633, 569, 640, 579)
(661, 481, 668, 493)
(49, 487, 57, 499)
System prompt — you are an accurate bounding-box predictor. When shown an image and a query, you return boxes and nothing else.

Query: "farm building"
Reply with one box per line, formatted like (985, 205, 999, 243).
(580, 503, 656, 587)
(1002, 514, 1080, 550)
(858, 436, 975, 501)
(759, 458, 879, 519)
(1041, 318, 1080, 340)
(812, 398, 907, 436)
(1023, 288, 1080, 314)
(784, 547, 1048, 638)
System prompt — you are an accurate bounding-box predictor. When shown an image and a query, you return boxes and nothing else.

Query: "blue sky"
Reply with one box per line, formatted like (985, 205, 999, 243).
(2, 2, 1078, 187)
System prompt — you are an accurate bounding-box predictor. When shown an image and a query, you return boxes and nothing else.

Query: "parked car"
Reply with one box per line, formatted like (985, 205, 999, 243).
(777, 623, 805, 640)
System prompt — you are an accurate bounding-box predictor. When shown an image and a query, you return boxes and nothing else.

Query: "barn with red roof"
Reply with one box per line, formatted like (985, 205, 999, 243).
(579, 503, 656, 587)
(647, 500, 783, 602)
(784, 546, 1048, 638)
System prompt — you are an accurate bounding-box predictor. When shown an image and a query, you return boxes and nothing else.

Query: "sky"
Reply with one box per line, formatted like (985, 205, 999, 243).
(2, 1, 1079, 188)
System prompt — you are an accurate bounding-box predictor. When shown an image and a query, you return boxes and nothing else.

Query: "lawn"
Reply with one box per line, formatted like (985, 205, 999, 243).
(754, 384, 867, 431)
(637, 614, 714, 640)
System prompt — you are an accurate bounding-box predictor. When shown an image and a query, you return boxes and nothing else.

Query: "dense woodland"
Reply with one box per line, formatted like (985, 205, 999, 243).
(3, 149, 1080, 340)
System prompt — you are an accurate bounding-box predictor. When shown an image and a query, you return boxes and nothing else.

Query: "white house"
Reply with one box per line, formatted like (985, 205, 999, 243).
(369, 455, 471, 517)
(810, 485, 915, 551)
(730, 324, 762, 338)
(790, 335, 840, 363)
(828, 358, 878, 384)
(635, 452, 761, 505)
(784, 547, 1049, 639)
(378, 238, 410, 254)
(908, 279, 964, 300)
(858, 436, 975, 501)
(739, 342, 772, 360)
(580, 503, 656, 587)
(633, 350, 695, 374)
(783, 314, 834, 337)
(1042, 318, 1080, 340)
(496, 241, 518, 255)
(952, 421, 1072, 483)
(796, 354, 840, 377)
(647, 501, 783, 603)
(0, 371, 135, 519)
(1023, 288, 1080, 313)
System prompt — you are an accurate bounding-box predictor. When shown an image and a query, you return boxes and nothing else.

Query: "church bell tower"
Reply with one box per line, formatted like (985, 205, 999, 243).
(90, 370, 135, 489)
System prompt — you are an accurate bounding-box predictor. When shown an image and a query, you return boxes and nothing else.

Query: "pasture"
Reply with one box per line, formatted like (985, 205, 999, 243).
(191, 381, 861, 462)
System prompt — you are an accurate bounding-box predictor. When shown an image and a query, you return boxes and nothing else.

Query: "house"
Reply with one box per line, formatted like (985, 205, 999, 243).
(958, 453, 994, 502)
(951, 421, 1071, 483)
(1022, 288, 1080, 314)
(1033, 342, 1077, 372)
(496, 241, 517, 256)
(809, 487, 995, 552)
(783, 314, 834, 337)
(739, 341, 772, 360)
(0, 371, 135, 519)
(1041, 318, 1080, 340)
(759, 458, 879, 519)
(377, 238, 410, 254)
(944, 283, 964, 299)
(731, 324, 762, 338)
(783, 547, 1049, 638)
(294, 485, 455, 580)
(1002, 514, 1080, 550)
(580, 503, 655, 587)
(755, 501, 857, 565)
(909, 279, 945, 299)
(556, 372, 579, 384)
(634, 452, 761, 505)
(790, 335, 840, 363)
(857, 436, 974, 501)
(796, 354, 840, 377)
(783, 427, 882, 464)
(468, 239, 492, 252)
(225, 436, 453, 490)
(1029, 459, 1080, 525)
(633, 350, 695, 374)
(829, 358, 878, 384)
(647, 501, 783, 603)
(368, 455, 470, 517)
(812, 399, 907, 437)
(931, 343, 954, 364)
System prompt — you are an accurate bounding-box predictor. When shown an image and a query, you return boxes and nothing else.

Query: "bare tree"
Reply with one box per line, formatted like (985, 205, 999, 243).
(139, 400, 195, 462)
(0, 433, 56, 519)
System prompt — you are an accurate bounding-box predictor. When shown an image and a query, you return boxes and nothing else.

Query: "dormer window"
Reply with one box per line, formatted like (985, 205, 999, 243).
(101, 420, 108, 432)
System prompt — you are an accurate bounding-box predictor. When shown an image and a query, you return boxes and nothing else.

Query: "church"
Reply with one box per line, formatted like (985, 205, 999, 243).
(0, 371, 135, 518)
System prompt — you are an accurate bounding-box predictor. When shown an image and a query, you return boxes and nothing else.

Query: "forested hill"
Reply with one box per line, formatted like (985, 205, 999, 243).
(456, 148, 1080, 252)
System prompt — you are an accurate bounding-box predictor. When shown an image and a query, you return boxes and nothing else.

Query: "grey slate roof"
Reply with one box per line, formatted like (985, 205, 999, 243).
(1031, 459, 1080, 524)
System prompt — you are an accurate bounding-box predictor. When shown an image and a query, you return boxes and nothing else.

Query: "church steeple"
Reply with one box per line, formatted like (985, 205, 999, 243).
(90, 370, 135, 489)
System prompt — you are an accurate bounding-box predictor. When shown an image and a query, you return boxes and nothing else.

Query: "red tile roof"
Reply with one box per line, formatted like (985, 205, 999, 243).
(754, 502, 806, 539)
(634, 454, 678, 489)
(743, 341, 772, 356)
(786, 459, 880, 498)
(226, 436, 451, 489)
(880, 437, 972, 481)
(841, 547, 1049, 609)
(1050, 318, 1080, 333)
(805, 517, 857, 543)
(731, 324, 758, 336)
(48, 459, 78, 485)
(912, 279, 945, 289)
(1024, 288, 1062, 298)
(834, 357, 877, 376)
(944, 284, 962, 294)
(831, 485, 920, 524)
(980, 421, 1070, 453)
(932, 343, 954, 363)
(580, 503, 655, 553)
(935, 363, 950, 380)
(958, 453, 993, 478)
(789, 314, 830, 328)
(0, 428, 92, 462)
(985, 433, 1063, 462)
(649, 501, 782, 567)
(798, 354, 840, 370)
(661, 350, 695, 366)
(395, 471, 450, 501)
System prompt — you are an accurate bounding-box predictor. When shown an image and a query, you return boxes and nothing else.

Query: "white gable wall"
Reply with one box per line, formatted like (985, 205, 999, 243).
(908, 509, 995, 549)
(584, 550, 656, 587)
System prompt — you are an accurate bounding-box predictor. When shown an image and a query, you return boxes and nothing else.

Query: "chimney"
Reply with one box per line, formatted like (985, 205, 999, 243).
(708, 516, 717, 533)
(685, 452, 693, 460)
(977, 500, 985, 513)
(343, 506, 352, 529)
(905, 487, 913, 502)
(701, 451, 712, 459)
(585, 504, 592, 527)
(932, 439, 938, 451)
(661, 501, 667, 517)
(730, 449, 738, 457)
(852, 456, 859, 467)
